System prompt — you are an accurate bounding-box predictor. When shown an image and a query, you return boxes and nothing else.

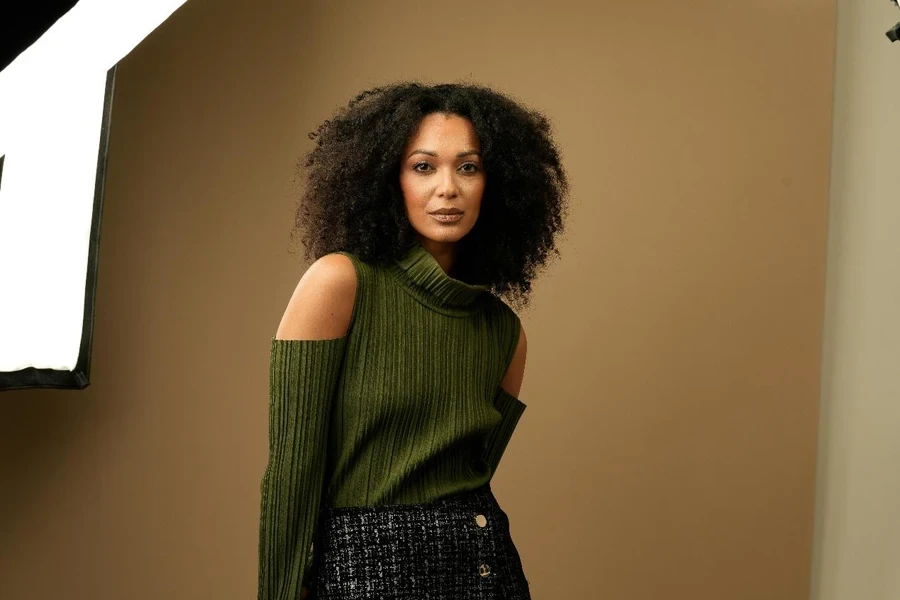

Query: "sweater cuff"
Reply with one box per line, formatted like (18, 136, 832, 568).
(482, 386, 527, 476)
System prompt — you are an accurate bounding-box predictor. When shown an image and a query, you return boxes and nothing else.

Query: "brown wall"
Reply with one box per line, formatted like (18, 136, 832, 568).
(0, 0, 835, 598)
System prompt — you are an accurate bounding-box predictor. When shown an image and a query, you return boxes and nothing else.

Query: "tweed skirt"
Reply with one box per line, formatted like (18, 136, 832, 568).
(307, 482, 531, 599)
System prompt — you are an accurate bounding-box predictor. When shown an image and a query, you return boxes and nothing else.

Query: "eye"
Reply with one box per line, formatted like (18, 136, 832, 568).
(411, 161, 480, 173)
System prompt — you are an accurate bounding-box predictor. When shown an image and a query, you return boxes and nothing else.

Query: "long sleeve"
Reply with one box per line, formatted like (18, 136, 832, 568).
(482, 386, 527, 476)
(258, 336, 348, 600)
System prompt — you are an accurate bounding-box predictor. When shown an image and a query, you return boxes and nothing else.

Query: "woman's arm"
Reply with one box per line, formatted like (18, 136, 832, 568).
(258, 254, 357, 600)
(484, 320, 528, 475)
(500, 322, 527, 398)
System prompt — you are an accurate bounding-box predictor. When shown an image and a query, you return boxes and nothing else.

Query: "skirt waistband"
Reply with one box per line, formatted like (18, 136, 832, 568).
(319, 482, 496, 518)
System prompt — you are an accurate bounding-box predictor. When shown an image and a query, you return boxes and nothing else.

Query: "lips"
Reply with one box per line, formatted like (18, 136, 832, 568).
(429, 209, 464, 215)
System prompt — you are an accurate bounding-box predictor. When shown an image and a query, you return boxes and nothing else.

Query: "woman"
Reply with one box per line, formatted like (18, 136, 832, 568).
(258, 80, 569, 599)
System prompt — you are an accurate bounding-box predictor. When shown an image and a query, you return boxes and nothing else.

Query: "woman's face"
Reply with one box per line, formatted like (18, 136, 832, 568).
(399, 112, 485, 249)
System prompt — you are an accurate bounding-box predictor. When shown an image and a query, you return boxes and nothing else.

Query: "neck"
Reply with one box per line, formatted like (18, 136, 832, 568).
(387, 237, 489, 316)
(417, 236, 458, 278)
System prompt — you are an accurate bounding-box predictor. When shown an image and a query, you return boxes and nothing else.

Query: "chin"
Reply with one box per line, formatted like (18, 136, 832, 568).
(419, 225, 475, 245)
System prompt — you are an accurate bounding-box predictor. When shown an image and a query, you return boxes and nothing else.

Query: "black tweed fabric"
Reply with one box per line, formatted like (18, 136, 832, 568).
(307, 482, 531, 599)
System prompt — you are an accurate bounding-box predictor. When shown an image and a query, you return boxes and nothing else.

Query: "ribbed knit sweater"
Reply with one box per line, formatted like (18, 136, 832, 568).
(257, 240, 526, 600)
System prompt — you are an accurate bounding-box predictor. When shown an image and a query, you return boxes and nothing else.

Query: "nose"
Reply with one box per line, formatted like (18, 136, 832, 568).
(438, 170, 457, 197)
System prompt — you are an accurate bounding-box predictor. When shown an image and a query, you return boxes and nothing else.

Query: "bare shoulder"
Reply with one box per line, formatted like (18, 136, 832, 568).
(500, 319, 528, 398)
(274, 253, 358, 341)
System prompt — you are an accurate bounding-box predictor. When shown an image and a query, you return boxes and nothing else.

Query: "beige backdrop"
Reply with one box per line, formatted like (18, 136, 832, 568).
(0, 0, 836, 598)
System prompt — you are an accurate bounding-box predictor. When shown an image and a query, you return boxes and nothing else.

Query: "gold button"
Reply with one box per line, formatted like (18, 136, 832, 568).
(478, 563, 491, 577)
(474, 514, 488, 528)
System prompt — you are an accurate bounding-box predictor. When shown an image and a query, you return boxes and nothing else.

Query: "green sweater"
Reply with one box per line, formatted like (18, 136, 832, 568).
(257, 240, 526, 600)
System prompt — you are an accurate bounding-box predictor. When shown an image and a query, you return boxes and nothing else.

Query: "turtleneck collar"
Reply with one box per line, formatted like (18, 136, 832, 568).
(386, 239, 491, 316)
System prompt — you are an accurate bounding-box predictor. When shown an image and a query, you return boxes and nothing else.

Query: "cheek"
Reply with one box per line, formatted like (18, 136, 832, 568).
(400, 175, 428, 206)
(466, 174, 486, 194)
(468, 180, 486, 207)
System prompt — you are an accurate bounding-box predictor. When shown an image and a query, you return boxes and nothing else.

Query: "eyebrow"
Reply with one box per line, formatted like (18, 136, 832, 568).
(407, 149, 481, 159)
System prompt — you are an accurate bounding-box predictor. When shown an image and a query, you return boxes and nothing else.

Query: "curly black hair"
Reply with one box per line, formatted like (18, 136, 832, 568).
(288, 78, 570, 311)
